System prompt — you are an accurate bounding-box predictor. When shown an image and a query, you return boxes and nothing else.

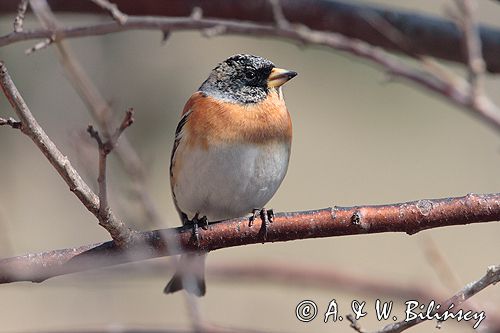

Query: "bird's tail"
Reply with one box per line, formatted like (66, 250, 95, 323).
(164, 253, 206, 297)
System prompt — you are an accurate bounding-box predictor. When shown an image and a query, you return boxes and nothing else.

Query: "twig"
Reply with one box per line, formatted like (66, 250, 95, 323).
(88, 108, 135, 154)
(0, 61, 134, 245)
(25, 35, 54, 54)
(190, 7, 203, 21)
(87, 109, 135, 224)
(30, 0, 162, 227)
(356, 0, 500, 133)
(90, 0, 128, 25)
(455, 0, 486, 107)
(421, 236, 462, 291)
(13, 0, 29, 33)
(269, 0, 290, 29)
(372, 265, 500, 333)
(346, 314, 366, 333)
(0, 116, 22, 129)
(0, 193, 499, 284)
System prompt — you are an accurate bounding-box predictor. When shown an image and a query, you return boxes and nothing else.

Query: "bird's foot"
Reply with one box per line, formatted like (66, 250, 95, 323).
(184, 213, 208, 247)
(249, 208, 274, 241)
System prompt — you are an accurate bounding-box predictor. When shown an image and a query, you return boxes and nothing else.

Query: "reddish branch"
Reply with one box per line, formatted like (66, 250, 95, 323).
(2, 0, 500, 72)
(0, 193, 499, 284)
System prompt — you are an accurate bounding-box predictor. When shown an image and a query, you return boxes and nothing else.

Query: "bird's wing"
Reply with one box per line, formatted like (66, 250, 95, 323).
(169, 92, 205, 177)
(169, 92, 206, 221)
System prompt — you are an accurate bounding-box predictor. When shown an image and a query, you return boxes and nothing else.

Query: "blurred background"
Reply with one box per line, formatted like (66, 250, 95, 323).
(1, 0, 500, 332)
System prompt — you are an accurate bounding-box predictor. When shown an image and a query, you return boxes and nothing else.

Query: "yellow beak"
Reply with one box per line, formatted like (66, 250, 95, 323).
(267, 67, 297, 88)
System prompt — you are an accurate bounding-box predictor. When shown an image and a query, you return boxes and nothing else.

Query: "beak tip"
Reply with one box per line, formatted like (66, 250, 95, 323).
(267, 68, 298, 88)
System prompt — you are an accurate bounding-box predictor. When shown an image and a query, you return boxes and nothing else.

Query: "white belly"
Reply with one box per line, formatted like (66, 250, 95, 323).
(173, 141, 290, 221)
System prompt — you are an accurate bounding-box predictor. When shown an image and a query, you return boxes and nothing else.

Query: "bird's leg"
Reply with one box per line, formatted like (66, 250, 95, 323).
(249, 208, 274, 240)
(192, 219, 200, 246)
(260, 208, 271, 240)
(182, 213, 208, 247)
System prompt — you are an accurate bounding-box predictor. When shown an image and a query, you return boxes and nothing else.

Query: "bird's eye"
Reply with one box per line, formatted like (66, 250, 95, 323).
(245, 71, 256, 80)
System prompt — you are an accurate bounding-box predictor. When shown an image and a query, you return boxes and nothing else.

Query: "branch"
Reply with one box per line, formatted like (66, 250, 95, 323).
(372, 265, 500, 333)
(455, 0, 486, 110)
(269, 0, 290, 29)
(90, 0, 128, 25)
(2, 0, 500, 72)
(1, 12, 500, 132)
(0, 61, 134, 245)
(87, 109, 134, 231)
(12, 0, 28, 33)
(1, 193, 499, 284)
(0, 116, 22, 129)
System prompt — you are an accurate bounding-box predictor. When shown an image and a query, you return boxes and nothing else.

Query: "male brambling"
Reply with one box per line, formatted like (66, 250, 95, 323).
(164, 54, 297, 296)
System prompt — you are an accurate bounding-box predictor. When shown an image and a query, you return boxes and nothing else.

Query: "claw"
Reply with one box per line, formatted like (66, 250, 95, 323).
(200, 215, 209, 230)
(249, 209, 260, 227)
(267, 208, 274, 223)
(248, 208, 274, 241)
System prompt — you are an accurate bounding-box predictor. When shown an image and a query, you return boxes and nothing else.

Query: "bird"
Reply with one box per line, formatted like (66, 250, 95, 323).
(164, 54, 297, 296)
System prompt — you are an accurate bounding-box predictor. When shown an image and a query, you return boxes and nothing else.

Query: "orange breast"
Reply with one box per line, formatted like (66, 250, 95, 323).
(182, 90, 292, 149)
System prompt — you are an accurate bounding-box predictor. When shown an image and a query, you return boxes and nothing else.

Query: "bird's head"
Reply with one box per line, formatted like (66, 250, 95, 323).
(199, 54, 297, 104)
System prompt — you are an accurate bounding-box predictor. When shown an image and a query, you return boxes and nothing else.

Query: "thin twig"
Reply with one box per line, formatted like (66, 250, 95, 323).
(346, 314, 366, 333)
(90, 0, 128, 25)
(25, 36, 54, 54)
(455, 0, 486, 107)
(190, 7, 203, 21)
(0, 61, 134, 245)
(1, 193, 499, 284)
(0, 116, 22, 129)
(269, 0, 290, 29)
(13, 0, 29, 33)
(87, 109, 135, 230)
(421, 236, 462, 291)
(372, 265, 500, 333)
(356, 0, 500, 132)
